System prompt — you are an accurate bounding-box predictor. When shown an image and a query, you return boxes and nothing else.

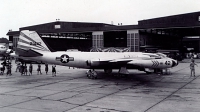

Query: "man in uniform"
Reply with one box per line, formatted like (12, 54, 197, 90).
(190, 60, 198, 77)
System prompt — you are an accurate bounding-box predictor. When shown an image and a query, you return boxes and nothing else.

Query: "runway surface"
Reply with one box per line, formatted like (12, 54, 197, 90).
(0, 61, 199, 112)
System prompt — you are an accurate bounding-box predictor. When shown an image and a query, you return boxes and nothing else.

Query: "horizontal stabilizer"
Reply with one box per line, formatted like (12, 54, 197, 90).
(16, 48, 43, 57)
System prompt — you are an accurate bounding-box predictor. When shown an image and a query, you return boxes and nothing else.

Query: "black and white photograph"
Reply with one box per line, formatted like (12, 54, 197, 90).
(0, 0, 200, 111)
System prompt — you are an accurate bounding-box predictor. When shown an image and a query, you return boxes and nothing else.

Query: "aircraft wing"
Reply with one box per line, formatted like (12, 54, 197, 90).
(89, 56, 155, 68)
(109, 58, 149, 67)
(90, 56, 133, 63)
(109, 58, 134, 63)
(109, 58, 158, 67)
(90, 57, 137, 65)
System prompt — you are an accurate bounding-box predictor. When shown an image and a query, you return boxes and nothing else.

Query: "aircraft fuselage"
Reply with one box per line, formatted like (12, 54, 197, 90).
(18, 51, 177, 69)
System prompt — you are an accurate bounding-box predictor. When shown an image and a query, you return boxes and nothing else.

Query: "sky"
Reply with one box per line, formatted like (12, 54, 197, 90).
(0, 0, 200, 38)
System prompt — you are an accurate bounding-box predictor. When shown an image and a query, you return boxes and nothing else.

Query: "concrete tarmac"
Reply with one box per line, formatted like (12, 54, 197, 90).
(0, 61, 199, 112)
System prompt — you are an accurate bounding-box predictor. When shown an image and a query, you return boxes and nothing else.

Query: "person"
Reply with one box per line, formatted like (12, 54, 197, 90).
(45, 63, 48, 75)
(6, 63, 12, 76)
(1, 61, 6, 75)
(189, 52, 192, 58)
(191, 54, 194, 62)
(1, 64, 5, 75)
(20, 64, 24, 75)
(52, 64, 56, 77)
(24, 64, 28, 76)
(0, 66, 3, 75)
(29, 64, 33, 75)
(37, 64, 42, 75)
(190, 60, 198, 77)
(15, 62, 21, 72)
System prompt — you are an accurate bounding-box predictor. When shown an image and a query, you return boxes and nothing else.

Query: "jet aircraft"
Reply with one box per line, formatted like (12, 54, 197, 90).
(0, 44, 13, 58)
(14, 30, 178, 78)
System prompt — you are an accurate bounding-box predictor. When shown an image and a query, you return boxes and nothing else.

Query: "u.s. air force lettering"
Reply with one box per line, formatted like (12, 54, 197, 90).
(56, 54, 74, 63)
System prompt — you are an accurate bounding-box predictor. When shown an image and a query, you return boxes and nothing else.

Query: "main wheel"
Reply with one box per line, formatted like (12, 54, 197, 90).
(91, 70, 98, 79)
(86, 70, 92, 79)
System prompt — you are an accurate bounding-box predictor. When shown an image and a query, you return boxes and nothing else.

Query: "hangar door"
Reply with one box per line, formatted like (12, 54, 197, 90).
(40, 32, 92, 51)
(104, 31, 127, 47)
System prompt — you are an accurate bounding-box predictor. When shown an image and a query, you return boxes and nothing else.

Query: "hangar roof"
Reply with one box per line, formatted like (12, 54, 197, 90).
(7, 21, 138, 35)
(7, 11, 200, 36)
(7, 31, 20, 36)
(139, 11, 200, 29)
(36, 25, 138, 33)
(19, 21, 115, 31)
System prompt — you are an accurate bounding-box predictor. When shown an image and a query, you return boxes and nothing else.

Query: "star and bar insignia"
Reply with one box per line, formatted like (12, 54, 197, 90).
(56, 54, 74, 63)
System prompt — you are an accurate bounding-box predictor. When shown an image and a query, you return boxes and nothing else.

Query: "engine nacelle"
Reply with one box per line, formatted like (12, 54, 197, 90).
(86, 59, 101, 67)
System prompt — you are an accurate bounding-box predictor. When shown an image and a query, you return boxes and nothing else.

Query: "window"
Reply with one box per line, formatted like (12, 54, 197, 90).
(55, 25, 61, 29)
(127, 33, 139, 52)
(92, 35, 103, 47)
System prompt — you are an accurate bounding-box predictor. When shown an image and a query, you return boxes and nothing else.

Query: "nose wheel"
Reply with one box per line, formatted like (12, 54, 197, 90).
(86, 69, 97, 79)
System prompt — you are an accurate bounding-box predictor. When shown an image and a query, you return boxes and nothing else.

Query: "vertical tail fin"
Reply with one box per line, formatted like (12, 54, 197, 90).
(17, 30, 50, 52)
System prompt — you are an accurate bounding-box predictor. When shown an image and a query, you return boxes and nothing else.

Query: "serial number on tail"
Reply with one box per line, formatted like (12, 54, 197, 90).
(30, 42, 41, 46)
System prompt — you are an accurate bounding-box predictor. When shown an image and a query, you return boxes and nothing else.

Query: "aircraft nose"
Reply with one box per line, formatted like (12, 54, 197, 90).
(172, 60, 178, 67)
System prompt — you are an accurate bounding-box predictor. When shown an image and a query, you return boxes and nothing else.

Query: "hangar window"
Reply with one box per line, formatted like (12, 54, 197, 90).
(92, 35, 103, 47)
(55, 25, 61, 29)
(127, 33, 139, 52)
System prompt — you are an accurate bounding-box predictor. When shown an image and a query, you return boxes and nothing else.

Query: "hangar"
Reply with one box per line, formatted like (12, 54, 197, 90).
(139, 11, 200, 53)
(7, 22, 139, 52)
(7, 11, 200, 54)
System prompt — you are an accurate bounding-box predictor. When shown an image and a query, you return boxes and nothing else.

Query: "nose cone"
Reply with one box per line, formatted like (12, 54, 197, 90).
(172, 60, 178, 67)
(0, 49, 6, 53)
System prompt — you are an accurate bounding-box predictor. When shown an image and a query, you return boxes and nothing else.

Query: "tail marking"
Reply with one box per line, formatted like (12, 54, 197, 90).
(17, 31, 50, 52)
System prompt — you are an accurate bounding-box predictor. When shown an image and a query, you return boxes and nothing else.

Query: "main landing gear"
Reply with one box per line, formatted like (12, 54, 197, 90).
(86, 69, 98, 79)
(86, 67, 129, 79)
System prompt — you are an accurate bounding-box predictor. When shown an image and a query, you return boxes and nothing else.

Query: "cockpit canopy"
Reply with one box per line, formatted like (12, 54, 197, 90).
(156, 53, 167, 58)
(143, 53, 167, 59)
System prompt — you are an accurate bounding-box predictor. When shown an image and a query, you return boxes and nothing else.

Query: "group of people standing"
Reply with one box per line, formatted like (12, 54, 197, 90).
(16, 63, 56, 77)
(16, 63, 32, 76)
